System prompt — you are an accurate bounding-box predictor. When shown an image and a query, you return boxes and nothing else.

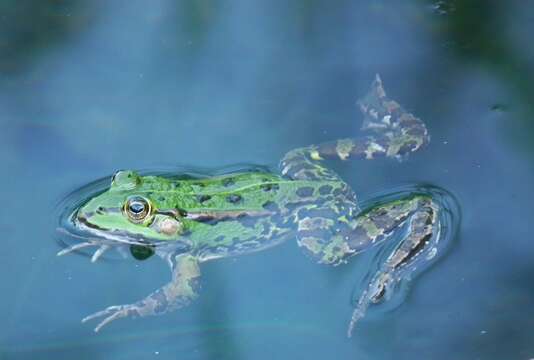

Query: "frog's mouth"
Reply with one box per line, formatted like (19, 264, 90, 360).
(73, 210, 156, 245)
(58, 210, 192, 262)
(56, 208, 158, 262)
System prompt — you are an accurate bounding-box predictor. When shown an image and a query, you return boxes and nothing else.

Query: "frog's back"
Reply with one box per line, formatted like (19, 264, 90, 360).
(162, 171, 346, 260)
(175, 171, 347, 213)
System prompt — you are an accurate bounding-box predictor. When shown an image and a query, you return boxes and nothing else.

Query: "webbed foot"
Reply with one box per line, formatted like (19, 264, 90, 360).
(357, 74, 429, 158)
(83, 303, 143, 332)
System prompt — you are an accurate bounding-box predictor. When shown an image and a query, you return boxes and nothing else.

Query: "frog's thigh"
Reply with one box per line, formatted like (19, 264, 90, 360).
(294, 198, 359, 265)
(280, 147, 341, 181)
(295, 196, 424, 265)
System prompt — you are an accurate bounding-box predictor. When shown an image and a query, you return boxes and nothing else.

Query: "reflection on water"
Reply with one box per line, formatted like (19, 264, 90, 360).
(2, 1, 534, 359)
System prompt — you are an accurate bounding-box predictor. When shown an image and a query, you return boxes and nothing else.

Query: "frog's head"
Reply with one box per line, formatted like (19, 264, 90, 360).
(58, 170, 191, 261)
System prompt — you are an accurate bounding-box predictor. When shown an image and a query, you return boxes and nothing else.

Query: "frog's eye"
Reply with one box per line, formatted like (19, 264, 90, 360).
(124, 196, 152, 223)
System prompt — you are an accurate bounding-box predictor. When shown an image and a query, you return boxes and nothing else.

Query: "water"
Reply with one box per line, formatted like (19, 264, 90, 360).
(1, 1, 534, 359)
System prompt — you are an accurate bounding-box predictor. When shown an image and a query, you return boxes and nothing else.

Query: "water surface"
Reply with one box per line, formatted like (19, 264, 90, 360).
(2, 1, 534, 359)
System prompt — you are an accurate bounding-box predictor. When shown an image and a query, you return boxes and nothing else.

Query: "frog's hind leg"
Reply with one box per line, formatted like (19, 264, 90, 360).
(347, 195, 442, 337)
(82, 253, 201, 332)
(294, 192, 416, 266)
(280, 74, 429, 182)
(294, 193, 446, 336)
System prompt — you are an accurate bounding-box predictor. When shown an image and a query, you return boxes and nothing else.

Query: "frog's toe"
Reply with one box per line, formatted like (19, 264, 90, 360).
(82, 304, 138, 332)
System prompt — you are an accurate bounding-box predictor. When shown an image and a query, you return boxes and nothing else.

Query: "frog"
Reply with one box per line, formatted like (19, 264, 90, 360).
(58, 75, 451, 336)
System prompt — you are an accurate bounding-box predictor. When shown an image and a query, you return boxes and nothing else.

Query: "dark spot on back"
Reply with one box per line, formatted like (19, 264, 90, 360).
(318, 185, 333, 195)
(296, 187, 314, 198)
(262, 201, 280, 212)
(214, 235, 225, 243)
(197, 195, 212, 203)
(260, 183, 280, 192)
(158, 196, 165, 202)
(226, 194, 242, 204)
(222, 177, 235, 187)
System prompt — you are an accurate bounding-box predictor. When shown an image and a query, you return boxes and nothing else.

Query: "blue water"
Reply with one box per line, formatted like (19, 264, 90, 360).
(2, 1, 534, 359)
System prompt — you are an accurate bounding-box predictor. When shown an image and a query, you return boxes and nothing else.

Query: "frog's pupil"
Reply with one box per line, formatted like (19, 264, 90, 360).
(129, 202, 145, 214)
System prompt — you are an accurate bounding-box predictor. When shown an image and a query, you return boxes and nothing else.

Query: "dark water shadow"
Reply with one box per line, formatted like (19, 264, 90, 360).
(0, 0, 97, 74)
(427, 0, 534, 154)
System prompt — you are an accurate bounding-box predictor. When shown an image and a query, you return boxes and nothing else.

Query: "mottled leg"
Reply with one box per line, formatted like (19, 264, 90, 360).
(347, 196, 439, 337)
(293, 193, 442, 336)
(296, 196, 428, 266)
(280, 74, 429, 181)
(83, 253, 200, 332)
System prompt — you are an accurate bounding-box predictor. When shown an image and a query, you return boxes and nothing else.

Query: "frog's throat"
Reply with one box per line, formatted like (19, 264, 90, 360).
(56, 216, 154, 256)
(56, 224, 163, 263)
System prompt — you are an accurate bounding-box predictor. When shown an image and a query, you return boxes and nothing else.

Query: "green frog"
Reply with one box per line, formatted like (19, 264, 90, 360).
(58, 75, 452, 336)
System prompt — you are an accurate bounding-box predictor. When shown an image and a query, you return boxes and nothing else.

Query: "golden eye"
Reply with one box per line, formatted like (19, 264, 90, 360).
(125, 196, 151, 223)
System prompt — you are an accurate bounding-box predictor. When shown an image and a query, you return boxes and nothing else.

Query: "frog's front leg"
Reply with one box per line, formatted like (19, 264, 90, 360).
(83, 253, 201, 332)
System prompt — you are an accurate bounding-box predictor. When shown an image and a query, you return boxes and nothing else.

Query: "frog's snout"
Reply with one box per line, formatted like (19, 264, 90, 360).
(74, 210, 95, 230)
